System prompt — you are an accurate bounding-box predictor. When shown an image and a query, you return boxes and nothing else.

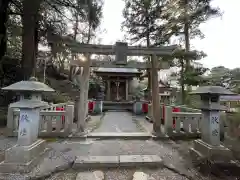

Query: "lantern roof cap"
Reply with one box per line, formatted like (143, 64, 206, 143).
(9, 100, 49, 108)
(190, 86, 235, 95)
(2, 77, 55, 92)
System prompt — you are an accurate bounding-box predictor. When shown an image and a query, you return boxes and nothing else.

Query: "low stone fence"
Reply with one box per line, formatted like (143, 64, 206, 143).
(164, 106, 202, 138)
(6, 103, 74, 137)
(146, 104, 230, 139)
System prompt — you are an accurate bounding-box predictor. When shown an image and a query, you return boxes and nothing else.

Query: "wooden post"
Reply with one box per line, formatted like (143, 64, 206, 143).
(107, 80, 111, 100)
(83, 54, 91, 119)
(151, 55, 161, 135)
(164, 106, 173, 135)
(126, 79, 128, 101)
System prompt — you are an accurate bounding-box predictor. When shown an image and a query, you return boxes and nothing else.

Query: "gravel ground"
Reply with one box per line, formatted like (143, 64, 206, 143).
(45, 170, 77, 180)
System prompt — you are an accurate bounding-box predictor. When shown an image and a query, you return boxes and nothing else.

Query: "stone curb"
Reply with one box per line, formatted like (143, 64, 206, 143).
(73, 155, 163, 169)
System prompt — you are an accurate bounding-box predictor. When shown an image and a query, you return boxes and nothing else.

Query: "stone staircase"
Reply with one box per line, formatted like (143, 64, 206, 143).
(103, 101, 133, 111)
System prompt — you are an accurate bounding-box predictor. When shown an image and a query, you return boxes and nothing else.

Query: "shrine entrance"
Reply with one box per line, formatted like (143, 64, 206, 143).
(94, 67, 142, 101)
(110, 80, 126, 101)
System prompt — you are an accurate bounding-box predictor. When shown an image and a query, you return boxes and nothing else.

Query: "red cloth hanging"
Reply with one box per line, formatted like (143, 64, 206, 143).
(56, 107, 65, 122)
(142, 103, 148, 113)
(172, 107, 180, 128)
(88, 101, 94, 112)
(162, 105, 165, 124)
(161, 106, 180, 127)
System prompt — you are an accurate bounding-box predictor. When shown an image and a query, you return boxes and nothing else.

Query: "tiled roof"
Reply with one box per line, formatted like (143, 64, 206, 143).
(94, 68, 141, 74)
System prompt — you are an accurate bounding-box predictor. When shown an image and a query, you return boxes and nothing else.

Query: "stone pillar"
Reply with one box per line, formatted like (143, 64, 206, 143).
(151, 55, 161, 135)
(126, 80, 128, 101)
(190, 86, 234, 162)
(107, 80, 111, 101)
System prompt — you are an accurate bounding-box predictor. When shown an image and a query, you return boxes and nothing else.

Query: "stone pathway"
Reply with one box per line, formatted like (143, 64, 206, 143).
(93, 111, 143, 133)
(45, 139, 225, 180)
(48, 140, 212, 179)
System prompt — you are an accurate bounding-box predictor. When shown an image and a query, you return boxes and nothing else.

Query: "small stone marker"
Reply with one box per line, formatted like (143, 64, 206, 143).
(76, 171, 104, 180)
(94, 171, 104, 180)
(133, 172, 148, 180)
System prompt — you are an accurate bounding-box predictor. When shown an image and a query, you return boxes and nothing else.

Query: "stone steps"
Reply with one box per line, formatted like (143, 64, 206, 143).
(75, 171, 156, 180)
(73, 155, 163, 169)
(85, 132, 153, 140)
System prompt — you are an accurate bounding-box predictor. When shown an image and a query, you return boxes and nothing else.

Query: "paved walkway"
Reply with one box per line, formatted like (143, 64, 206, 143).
(93, 111, 143, 133)
(47, 139, 219, 180)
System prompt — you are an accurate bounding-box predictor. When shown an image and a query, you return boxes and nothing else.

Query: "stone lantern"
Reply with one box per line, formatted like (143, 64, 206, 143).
(189, 86, 235, 162)
(0, 77, 54, 173)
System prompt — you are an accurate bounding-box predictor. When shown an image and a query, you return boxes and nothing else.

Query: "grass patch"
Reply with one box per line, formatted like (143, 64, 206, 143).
(44, 138, 58, 142)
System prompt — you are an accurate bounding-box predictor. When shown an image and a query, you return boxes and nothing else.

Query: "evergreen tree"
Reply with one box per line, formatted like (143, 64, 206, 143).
(163, 0, 221, 103)
(121, 0, 169, 98)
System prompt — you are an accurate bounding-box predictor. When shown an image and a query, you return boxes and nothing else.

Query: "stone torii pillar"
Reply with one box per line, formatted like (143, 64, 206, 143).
(151, 55, 161, 135)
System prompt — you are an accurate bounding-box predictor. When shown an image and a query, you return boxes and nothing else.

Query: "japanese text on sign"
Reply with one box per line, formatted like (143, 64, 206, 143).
(211, 116, 219, 124)
(210, 112, 220, 137)
(20, 114, 29, 123)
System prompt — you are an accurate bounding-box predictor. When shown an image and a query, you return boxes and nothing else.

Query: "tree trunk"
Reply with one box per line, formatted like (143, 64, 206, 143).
(83, 54, 90, 118)
(33, 13, 40, 77)
(0, 0, 9, 62)
(184, 0, 191, 93)
(77, 56, 91, 131)
(180, 59, 185, 104)
(22, 0, 41, 80)
(146, 32, 151, 100)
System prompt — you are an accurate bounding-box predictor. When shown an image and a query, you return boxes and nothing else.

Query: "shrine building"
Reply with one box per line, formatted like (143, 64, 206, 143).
(94, 67, 142, 101)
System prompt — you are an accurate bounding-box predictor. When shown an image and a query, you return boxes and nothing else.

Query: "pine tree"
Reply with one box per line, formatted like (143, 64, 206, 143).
(163, 0, 221, 103)
(122, 0, 169, 98)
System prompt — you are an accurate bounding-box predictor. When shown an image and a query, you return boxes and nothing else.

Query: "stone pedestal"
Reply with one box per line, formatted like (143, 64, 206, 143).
(133, 101, 142, 115)
(93, 101, 103, 114)
(190, 140, 232, 162)
(0, 139, 47, 173)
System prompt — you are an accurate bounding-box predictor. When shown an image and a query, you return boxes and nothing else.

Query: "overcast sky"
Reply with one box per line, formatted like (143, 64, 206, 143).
(100, 0, 240, 69)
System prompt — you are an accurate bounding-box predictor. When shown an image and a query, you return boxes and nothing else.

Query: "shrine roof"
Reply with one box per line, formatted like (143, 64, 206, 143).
(94, 68, 141, 74)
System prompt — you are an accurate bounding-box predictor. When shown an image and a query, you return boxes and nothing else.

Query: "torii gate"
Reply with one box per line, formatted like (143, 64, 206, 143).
(48, 34, 185, 134)
(68, 41, 179, 135)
